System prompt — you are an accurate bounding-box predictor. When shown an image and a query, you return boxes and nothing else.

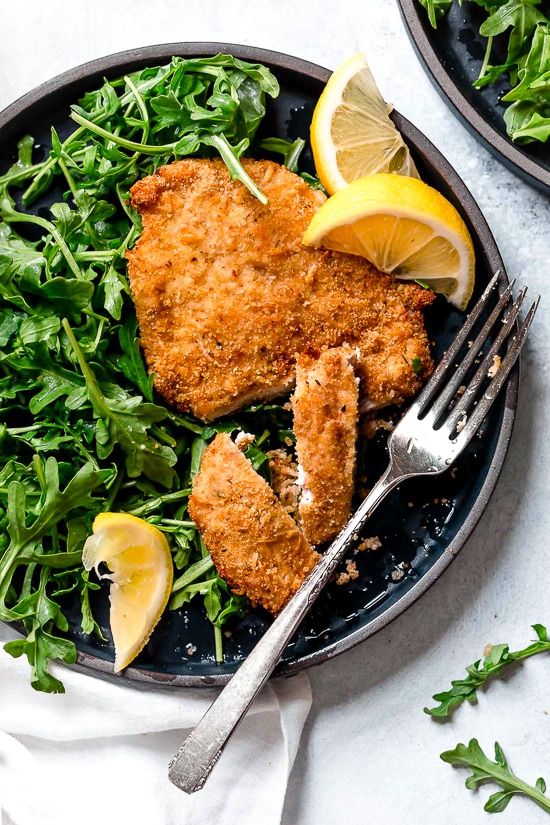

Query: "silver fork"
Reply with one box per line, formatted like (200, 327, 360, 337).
(168, 272, 538, 794)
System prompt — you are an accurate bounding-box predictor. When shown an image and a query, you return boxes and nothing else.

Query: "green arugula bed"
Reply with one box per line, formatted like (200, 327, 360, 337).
(0, 54, 312, 693)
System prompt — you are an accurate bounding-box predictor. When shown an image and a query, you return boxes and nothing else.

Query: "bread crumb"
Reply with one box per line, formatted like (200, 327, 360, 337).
(456, 410, 467, 433)
(336, 559, 360, 585)
(488, 354, 501, 378)
(185, 643, 197, 656)
(362, 417, 395, 439)
(346, 559, 359, 579)
(357, 536, 382, 552)
(235, 431, 255, 450)
(391, 566, 406, 582)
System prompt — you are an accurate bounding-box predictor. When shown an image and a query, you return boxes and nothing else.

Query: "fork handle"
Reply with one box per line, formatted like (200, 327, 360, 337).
(168, 463, 405, 793)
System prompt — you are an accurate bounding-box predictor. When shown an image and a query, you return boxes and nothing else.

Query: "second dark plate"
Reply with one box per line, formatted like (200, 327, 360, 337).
(398, 0, 550, 194)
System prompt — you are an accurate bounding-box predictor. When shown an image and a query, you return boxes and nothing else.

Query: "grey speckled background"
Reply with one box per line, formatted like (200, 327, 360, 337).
(1, 1, 549, 822)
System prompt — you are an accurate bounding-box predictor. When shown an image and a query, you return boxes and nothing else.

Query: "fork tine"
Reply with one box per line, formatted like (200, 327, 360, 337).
(445, 287, 527, 432)
(454, 298, 539, 450)
(428, 279, 516, 424)
(415, 271, 501, 415)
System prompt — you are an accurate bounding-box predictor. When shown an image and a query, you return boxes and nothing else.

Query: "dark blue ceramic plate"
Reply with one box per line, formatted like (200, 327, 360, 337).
(398, 0, 550, 194)
(0, 44, 518, 687)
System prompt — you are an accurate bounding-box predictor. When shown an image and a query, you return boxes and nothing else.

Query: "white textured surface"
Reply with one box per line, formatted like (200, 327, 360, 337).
(1, 1, 549, 823)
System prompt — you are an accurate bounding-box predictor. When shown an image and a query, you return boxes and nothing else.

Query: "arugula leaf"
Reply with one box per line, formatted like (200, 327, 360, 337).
(63, 318, 176, 487)
(502, 23, 550, 99)
(190, 437, 208, 482)
(4, 568, 77, 693)
(425, 624, 550, 717)
(258, 137, 306, 172)
(479, 0, 546, 62)
(116, 314, 154, 401)
(441, 739, 550, 814)
(508, 109, 550, 140)
(416, 1, 550, 143)
(418, 0, 453, 28)
(79, 569, 106, 639)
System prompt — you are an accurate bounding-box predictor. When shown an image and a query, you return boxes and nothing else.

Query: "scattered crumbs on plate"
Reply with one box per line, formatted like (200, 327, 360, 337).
(390, 563, 408, 582)
(362, 417, 395, 439)
(450, 466, 458, 479)
(356, 535, 382, 553)
(185, 643, 197, 656)
(336, 559, 360, 585)
(457, 385, 466, 396)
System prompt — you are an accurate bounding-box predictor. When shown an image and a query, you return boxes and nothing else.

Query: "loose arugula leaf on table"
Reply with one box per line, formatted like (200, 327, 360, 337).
(442, 739, 550, 814)
(425, 623, 550, 717)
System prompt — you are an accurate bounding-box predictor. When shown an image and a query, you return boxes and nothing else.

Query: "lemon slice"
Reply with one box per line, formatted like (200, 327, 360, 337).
(303, 174, 475, 310)
(83, 512, 173, 672)
(311, 52, 418, 194)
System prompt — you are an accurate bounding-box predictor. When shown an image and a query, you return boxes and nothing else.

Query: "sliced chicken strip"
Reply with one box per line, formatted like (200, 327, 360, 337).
(188, 433, 319, 615)
(292, 347, 359, 545)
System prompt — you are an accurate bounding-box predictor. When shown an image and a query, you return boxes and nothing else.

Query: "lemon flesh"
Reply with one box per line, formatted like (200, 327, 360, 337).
(83, 512, 173, 672)
(303, 174, 476, 310)
(311, 52, 418, 194)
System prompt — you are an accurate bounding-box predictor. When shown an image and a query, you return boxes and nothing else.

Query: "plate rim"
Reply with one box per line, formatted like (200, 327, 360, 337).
(0, 41, 518, 688)
(397, 0, 550, 195)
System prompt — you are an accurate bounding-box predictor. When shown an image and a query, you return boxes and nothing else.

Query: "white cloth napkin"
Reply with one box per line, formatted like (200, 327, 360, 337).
(0, 624, 311, 825)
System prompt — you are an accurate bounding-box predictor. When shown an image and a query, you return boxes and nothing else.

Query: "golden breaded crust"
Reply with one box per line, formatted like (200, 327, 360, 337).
(293, 347, 358, 545)
(127, 158, 434, 421)
(188, 434, 319, 614)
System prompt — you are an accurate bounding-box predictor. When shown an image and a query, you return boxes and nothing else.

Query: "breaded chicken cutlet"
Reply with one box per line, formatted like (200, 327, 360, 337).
(126, 158, 434, 422)
(292, 347, 359, 546)
(188, 434, 320, 614)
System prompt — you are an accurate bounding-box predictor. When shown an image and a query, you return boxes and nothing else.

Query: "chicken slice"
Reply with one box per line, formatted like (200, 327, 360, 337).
(292, 347, 359, 545)
(126, 158, 434, 421)
(188, 433, 319, 614)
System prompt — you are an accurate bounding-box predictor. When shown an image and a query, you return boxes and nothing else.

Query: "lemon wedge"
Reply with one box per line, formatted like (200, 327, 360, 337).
(303, 173, 476, 310)
(311, 52, 418, 194)
(83, 512, 173, 672)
